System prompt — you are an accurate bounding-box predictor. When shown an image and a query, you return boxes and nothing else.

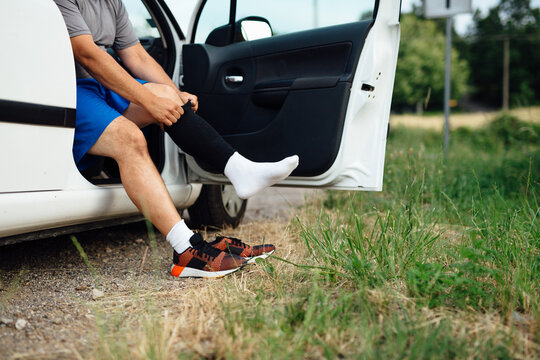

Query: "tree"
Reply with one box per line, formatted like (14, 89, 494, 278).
(462, 0, 540, 107)
(392, 14, 469, 111)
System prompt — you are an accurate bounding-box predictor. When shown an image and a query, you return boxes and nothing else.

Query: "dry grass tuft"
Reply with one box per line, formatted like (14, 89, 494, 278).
(85, 218, 308, 360)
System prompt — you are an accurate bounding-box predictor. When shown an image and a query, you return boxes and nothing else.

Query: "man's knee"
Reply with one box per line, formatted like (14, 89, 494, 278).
(111, 118, 149, 159)
(144, 83, 180, 102)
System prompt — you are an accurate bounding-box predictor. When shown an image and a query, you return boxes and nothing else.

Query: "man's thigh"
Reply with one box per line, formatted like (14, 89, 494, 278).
(87, 116, 146, 159)
(122, 83, 185, 128)
(75, 79, 128, 168)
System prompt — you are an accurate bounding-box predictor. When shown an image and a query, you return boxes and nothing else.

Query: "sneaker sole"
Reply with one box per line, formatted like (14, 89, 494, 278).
(247, 249, 275, 264)
(170, 264, 242, 278)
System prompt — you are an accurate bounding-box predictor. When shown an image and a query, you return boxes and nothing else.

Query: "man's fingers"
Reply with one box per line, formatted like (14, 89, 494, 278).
(172, 103, 183, 119)
(188, 97, 198, 112)
(169, 102, 182, 122)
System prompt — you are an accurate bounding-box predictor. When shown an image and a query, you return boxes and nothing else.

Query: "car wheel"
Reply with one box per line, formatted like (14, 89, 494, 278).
(187, 184, 247, 229)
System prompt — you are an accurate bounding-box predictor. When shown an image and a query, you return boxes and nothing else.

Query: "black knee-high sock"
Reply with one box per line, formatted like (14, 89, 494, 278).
(164, 102, 235, 173)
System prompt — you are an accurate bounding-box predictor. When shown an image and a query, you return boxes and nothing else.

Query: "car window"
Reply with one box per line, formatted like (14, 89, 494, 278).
(123, 0, 160, 38)
(193, 0, 376, 43)
(193, 0, 231, 44)
(236, 0, 375, 35)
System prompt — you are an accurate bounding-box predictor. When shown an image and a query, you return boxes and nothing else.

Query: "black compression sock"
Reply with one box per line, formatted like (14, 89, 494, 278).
(164, 102, 235, 173)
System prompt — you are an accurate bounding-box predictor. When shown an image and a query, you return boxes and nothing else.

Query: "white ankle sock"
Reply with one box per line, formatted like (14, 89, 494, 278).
(224, 152, 299, 199)
(166, 220, 194, 254)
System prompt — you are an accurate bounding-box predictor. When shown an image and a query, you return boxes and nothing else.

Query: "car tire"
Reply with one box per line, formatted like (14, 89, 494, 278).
(187, 184, 247, 230)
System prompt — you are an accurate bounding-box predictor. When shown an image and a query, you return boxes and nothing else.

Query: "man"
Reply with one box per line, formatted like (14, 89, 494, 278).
(54, 0, 299, 278)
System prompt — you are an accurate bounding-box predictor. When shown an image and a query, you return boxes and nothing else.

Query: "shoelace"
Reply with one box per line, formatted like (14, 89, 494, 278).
(187, 247, 208, 260)
(223, 237, 248, 249)
(190, 235, 222, 260)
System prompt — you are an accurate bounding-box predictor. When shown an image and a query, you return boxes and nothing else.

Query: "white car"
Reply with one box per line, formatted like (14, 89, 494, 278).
(0, 0, 401, 245)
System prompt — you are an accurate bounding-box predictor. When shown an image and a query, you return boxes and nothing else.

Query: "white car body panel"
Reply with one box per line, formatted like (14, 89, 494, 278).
(0, 0, 78, 193)
(0, 185, 197, 238)
(0, 123, 75, 192)
(0, 0, 198, 239)
(0, 0, 76, 108)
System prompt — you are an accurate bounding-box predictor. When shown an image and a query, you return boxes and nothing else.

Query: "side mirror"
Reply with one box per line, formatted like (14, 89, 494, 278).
(240, 18, 272, 41)
(205, 16, 273, 47)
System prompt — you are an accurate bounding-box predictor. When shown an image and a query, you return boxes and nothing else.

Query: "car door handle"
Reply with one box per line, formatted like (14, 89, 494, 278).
(225, 75, 244, 83)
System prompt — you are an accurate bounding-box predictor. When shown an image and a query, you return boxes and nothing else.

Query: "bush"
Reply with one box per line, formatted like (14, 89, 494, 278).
(489, 113, 540, 146)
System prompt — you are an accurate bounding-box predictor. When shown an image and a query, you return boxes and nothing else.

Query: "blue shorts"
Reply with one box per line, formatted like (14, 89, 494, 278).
(74, 78, 147, 171)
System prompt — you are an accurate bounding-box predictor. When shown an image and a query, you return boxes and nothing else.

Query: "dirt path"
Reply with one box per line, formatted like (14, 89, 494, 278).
(0, 188, 319, 359)
(244, 187, 319, 222)
(390, 106, 540, 130)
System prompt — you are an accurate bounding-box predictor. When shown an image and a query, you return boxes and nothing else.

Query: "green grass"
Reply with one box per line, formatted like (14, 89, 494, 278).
(215, 114, 539, 359)
(86, 113, 539, 359)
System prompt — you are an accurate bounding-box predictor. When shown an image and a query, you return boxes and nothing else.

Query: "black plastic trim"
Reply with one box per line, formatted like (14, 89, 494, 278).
(143, 0, 176, 77)
(0, 215, 145, 246)
(373, 0, 380, 20)
(254, 76, 339, 91)
(229, 0, 237, 44)
(190, 0, 208, 44)
(155, 0, 186, 41)
(0, 100, 75, 128)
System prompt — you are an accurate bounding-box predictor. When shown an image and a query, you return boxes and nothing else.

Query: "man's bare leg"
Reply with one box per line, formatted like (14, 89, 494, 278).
(85, 114, 246, 277)
(124, 83, 299, 199)
(87, 116, 180, 235)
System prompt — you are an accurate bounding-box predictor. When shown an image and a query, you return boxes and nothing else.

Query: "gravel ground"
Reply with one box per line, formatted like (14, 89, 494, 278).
(0, 187, 319, 359)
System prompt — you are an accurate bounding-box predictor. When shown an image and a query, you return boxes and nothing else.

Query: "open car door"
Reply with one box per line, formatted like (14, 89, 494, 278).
(182, 0, 400, 191)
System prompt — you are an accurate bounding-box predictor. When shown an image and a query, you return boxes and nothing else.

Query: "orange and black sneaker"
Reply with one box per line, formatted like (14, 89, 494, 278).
(170, 233, 247, 278)
(209, 236, 275, 263)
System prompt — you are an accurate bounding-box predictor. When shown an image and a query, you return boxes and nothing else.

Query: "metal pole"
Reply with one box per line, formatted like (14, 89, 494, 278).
(503, 36, 510, 111)
(443, 17, 452, 158)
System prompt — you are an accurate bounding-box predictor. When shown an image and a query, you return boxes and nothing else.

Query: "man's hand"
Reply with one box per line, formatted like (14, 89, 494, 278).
(116, 43, 200, 114)
(179, 91, 199, 112)
(144, 95, 184, 127)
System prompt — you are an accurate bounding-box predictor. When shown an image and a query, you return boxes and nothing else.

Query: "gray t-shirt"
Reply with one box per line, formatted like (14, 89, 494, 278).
(54, 0, 139, 79)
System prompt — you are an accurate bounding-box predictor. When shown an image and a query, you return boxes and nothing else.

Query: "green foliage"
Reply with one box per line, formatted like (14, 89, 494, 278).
(490, 112, 540, 145)
(405, 257, 502, 309)
(393, 14, 470, 110)
(310, 117, 539, 316)
(220, 280, 518, 359)
(216, 115, 538, 358)
(460, 0, 540, 106)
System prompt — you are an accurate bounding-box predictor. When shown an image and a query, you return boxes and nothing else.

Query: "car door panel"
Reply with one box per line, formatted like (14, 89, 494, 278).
(183, 21, 371, 176)
(182, 0, 400, 190)
(229, 84, 351, 176)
